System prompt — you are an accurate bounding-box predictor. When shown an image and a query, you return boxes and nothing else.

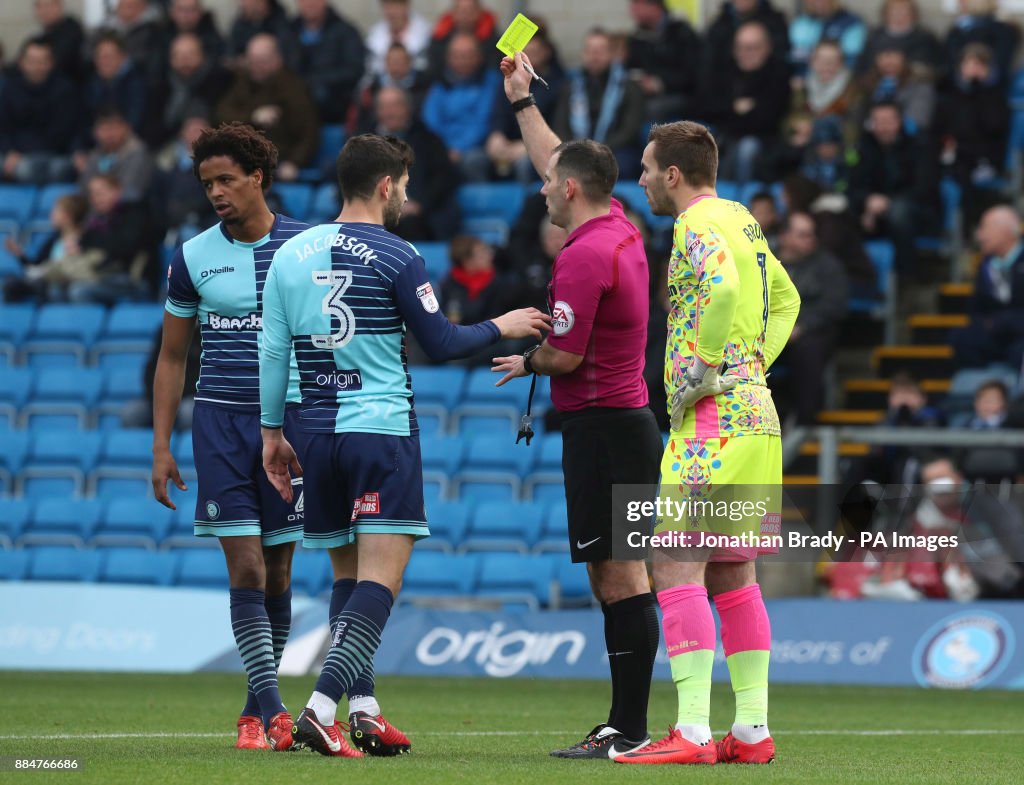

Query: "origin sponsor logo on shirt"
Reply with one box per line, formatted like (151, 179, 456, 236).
(551, 300, 574, 335)
(200, 266, 235, 278)
(351, 492, 381, 520)
(314, 369, 363, 390)
(208, 311, 262, 330)
(416, 282, 439, 313)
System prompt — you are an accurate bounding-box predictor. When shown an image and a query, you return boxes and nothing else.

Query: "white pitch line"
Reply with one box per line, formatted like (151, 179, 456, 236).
(0, 729, 1021, 741)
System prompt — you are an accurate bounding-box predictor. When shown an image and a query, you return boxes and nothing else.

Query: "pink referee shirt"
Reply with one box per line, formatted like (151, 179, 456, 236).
(546, 198, 650, 412)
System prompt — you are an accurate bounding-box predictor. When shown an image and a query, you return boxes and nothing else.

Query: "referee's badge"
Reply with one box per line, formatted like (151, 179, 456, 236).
(552, 300, 574, 335)
(415, 282, 439, 313)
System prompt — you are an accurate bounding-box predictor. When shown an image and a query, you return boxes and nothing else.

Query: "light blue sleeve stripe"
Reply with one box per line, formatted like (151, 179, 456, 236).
(259, 261, 292, 428)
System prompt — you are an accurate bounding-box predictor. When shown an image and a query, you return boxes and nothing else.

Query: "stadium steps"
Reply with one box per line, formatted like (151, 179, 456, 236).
(843, 378, 951, 409)
(782, 474, 820, 485)
(787, 441, 870, 476)
(815, 410, 886, 426)
(907, 314, 968, 345)
(871, 345, 954, 378)
(938, 282, 973, 314)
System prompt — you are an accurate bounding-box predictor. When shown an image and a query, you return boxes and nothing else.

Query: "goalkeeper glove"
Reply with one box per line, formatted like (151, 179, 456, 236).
(670, 361, 741, 431)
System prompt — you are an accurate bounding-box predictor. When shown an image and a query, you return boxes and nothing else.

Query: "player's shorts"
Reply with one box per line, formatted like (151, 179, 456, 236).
(300, 431, 429, 549)
(562, 406, 662, 564)
(191, 403, 307, 546)
(656, 432, 782, 562)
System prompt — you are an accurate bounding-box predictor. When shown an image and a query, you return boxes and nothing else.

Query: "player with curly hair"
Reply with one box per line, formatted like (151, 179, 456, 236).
(150, 122, 407, 757)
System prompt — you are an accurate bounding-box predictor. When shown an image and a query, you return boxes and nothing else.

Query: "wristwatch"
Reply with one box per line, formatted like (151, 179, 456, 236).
(522, 345, 541, 374)
(511, 95, 537, 113)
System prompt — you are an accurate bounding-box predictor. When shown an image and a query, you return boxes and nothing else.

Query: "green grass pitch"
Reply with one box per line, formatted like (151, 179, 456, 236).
(2, 673, 1022, 784)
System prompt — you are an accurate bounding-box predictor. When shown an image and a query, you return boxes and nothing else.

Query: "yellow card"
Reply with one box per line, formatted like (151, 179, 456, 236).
(496, 13, 538, 57)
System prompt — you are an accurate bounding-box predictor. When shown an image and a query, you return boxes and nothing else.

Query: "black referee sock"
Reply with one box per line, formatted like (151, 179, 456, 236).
(601, 603, 620, 729)
(605, 592, 660, 741)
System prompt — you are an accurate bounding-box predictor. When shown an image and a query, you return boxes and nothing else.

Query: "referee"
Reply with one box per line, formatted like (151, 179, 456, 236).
(492, 51, 662, 760)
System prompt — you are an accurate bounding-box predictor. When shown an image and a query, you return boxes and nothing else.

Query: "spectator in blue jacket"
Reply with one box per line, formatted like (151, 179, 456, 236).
(790, 0, 867, 75)
(227, 0, 300, 71)
(421, 32, 500, 182)
(944, 0, 1020, 89)
(291, 0, 365, 123)
(85, 32, 148, 138)
(0, 39, 78, 184)
(952, 205, 1024, 370)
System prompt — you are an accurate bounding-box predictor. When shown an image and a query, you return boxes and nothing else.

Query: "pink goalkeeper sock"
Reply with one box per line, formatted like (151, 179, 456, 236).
(657, 584, 716, 656)
(714, 583, 771, 656)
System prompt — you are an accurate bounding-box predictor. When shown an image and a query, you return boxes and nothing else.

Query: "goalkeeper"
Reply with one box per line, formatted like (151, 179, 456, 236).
(615, 121, 800, 766)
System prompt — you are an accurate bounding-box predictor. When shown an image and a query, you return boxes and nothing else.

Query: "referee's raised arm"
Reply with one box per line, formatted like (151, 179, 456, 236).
(499, 51, 562, 179)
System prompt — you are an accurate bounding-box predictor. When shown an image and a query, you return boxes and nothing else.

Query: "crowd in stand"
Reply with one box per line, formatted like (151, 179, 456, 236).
(2, 1, 1024, 421)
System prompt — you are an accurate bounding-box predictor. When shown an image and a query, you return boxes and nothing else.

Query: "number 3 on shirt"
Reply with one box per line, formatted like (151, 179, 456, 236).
(311, 270, 356, 349)
(757, 252, 768, 335)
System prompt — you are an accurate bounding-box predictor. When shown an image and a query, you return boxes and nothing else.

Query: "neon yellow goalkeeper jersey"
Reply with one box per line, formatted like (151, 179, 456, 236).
(664, 195, 800, 438)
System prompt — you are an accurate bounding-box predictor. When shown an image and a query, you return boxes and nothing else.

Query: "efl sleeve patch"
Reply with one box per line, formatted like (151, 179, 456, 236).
(551, 300, 575, 336)
(415, 282, 439, 313)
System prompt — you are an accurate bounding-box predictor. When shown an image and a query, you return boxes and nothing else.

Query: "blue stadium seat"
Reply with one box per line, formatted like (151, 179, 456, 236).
(415, 405, 446, 436)
(716, 180, 741, 202)
(476, 553, 554, 609)
(0, 304, 35, 354)
(410, 366, 466, 409)
(452, 473, 520, 503)
(100, 547, 177, 586)
(461, 501, 545, 552)
(0, 548, 30, 580)
(553, 560, 594, 607)
(0, 184, 37, 224)
(163, 492, 200, 544)
(535, 501, 568, 552)
(23, 304, 107, 365)
(525, 475, 566, 504)
(414, 242, 450, 283)
(273, 183, 313, 220)
(290, 549, 332, 596)
(93, 303, 163, 359)
(423, 500, 471, 551)
(0, 498, 33, 546)
(536, 435, 563, 472)
(0, 367, 34, 409)
(461, 367, 530, 409)
(947, 365, 1019, 414)
(462, 435, 535, 476)
(27, 367, 104, 407)
(0, 429, 30, 477)
(457, 183, 528, 225)
(21, 498, 103, 546)
(17, 429, 101, 499)
(450, 408, 519, 436)
(402, 551, 478, 598)
(422, 472, 448, 505)
(96, 350, 148, 373)
(93, 498, 172, 546)
(175, 548, 229, 589)
(613, 182, 673, 233)
(172, 431, 195, 469)
(33, 183, 78, 221)
(97, 429, 153, 468)
(315, 125, 347, 171)
(24, 428, 102, 472)
(28, 546, 101, 582)
(0, 247, 21, 280)
(310, 183, 339, 222)
(462, 217, 509, 246)
(99, 368, 146, 416)
(420, 435, 465, 474)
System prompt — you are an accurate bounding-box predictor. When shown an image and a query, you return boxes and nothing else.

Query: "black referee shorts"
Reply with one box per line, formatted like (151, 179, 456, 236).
(560, 406, 662, 563)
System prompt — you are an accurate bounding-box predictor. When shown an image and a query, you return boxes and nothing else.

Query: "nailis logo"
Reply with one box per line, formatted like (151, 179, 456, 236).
(350, 492, 381, 521)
